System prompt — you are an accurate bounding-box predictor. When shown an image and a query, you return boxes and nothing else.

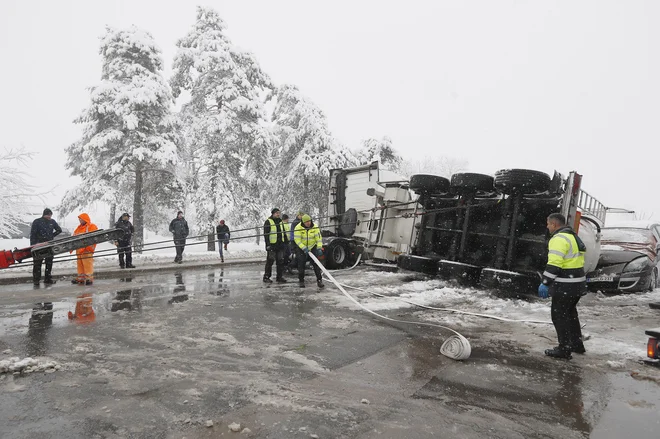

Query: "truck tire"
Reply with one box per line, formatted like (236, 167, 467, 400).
(409, 174, 450, 194)
(325, 240, 348, 269)
(397, 254, 438, 275)
(494, 169, 551, 195)
(450, 173, 494, 193)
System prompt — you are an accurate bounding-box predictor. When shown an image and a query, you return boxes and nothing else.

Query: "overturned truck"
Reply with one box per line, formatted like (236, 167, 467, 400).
(324, 162, 606, 294)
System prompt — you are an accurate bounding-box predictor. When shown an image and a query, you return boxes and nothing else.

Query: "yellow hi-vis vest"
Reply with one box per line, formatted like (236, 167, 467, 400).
(293, 222, 322, 251)
(543, 230, 586, 285)
(266, 218, 286, 244)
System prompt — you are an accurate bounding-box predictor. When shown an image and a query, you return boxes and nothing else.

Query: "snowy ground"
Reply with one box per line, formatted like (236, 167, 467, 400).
(0, 235, 266, 274)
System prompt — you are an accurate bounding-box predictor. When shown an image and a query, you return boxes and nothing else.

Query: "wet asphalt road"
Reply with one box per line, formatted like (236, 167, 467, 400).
(0, 264, 659, 439)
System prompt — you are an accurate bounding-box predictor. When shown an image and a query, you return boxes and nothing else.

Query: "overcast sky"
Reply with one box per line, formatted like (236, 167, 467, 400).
(0, 0, 657, 224)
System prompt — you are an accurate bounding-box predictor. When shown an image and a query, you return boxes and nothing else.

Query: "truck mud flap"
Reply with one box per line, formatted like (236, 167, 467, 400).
(438, 260, 481, 286)
(480, 268, 538, 298)
(397, 255, 438, 276)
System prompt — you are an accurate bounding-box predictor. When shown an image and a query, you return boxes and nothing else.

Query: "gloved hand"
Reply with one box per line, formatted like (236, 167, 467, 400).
(538, 284, 550, 299)
(302, 247, 309, 255)
(265, 245, 271, 252)
(313, 248, 322, 257)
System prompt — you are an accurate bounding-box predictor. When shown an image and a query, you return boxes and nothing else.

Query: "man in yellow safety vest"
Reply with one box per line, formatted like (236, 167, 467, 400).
(293, 214, 324, 288)
(538, 213, 587, 359)
(263, 208, 288, 283)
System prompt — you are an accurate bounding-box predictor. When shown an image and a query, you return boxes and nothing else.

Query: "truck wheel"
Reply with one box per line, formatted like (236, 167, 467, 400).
(409, 174, 450, 194)
(397, 254, 438, 275)
(494, 169, 551, 195)
(325, 241, 348, 269)
(450, 173, 494, 193)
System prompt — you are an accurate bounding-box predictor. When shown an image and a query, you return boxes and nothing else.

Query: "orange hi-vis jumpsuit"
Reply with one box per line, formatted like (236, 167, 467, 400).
(72, 213, 98, 283)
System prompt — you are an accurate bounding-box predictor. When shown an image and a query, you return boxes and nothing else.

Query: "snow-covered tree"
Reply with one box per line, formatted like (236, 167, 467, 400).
(399, 155, 468, 179)
(355, 136, 402, 172)
(271, 85, 357, 221)
(0, 148, 38, 238)
(171, 6, 274, 235)
(62, 26, 177, 248)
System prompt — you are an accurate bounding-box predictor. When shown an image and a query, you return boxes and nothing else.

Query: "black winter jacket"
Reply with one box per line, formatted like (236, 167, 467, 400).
(30, 217, 62, 245)
(216, 224, 230, 239)
(169, 218, 189, 240)
(115, 219, 134, 242)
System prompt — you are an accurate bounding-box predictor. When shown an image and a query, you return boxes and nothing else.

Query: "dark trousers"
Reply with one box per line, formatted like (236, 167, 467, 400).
(117, 240, 132, 267)
(296, 248, 322, 282)
(264, 245, 286, 280)
(174, 238, 186, 262)
(33, 256, 54, 282)
(551, 289, 584, 351)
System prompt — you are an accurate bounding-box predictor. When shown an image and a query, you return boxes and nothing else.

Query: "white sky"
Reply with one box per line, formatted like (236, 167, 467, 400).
(0, 0, 657, 225)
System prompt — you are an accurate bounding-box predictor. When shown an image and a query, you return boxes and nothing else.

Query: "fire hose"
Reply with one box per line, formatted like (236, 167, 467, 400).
(309, 252, 472, 361)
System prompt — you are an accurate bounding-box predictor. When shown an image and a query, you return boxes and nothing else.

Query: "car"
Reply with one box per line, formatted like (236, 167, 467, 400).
(586, 223, 660, 293)
(645, 327, 660, 367)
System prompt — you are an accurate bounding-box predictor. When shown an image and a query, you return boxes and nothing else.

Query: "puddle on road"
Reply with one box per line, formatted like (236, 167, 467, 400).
(0, 267, 262, 339)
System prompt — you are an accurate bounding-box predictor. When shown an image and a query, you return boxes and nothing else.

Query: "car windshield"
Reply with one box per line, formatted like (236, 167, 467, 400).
(601, 228, 653, 244)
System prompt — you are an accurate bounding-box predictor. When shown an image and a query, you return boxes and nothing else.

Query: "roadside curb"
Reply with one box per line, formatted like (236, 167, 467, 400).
(0, 257, 265, 286)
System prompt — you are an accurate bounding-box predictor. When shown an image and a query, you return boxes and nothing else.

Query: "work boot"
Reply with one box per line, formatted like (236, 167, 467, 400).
(85, 279, 93, 285)
(299, 280, 305, 288)
(263, 277, 272, 284)
(224, 244, 228, 251)
(71, 279, 81, 285)
(33, 281, 40, 288)
(571, 342, 586, 354)
(44, 278, 56, 285)
(317, 280, 325, 288)
(126, 265, 136, 269)
(276, 277, 287, 283)
(221, 258, 224, 263)
(545, 347, 572, 359)
(120, 265, 125, 269)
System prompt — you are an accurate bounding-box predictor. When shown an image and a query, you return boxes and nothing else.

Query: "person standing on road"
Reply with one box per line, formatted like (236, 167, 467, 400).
(30, 208, 62, 286)
(115, 213, 136, 269)
(293, 214, 324, 288)
(281, 214, 293, 274)
(538, 213, 587, 359)
(72, 213, 98, 285)
(288, 211, 303, 273)
(169, 211, 189, 264)
(216, 219, 230, 263)
(263, 208, 288, 283)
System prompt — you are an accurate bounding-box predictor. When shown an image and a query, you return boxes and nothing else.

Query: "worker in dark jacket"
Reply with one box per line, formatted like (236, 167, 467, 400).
(263, 208, 288, 283)
(115, 213, 135, 269)
(169, 211, 189, 264)
(30, 208, 62, 286)
(288, 211, 303, 273)
(216, 220, 230, 262)
(538, 213, 587, 359)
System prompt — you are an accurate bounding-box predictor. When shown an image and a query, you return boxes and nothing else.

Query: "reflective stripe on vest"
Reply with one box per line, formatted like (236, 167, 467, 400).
(547, 232, 585, 271)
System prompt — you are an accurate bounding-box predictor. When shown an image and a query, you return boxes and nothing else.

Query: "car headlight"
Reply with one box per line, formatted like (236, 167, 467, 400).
(623, 257, 650, 273)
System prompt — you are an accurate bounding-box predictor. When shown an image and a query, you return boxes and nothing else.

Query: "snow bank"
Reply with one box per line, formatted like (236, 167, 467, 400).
(0, 357, 61, 375)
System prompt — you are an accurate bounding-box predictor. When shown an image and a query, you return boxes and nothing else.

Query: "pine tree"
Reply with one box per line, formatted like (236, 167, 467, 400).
(272, 85, 356, 221)
(0, 148, 37, 238)
(355, 136, 402, 172)
(171, 6, 274, 235)
(62, 26, 177, 248)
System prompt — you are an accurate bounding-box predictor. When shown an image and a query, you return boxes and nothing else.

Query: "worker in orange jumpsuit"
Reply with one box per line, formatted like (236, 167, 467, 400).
(68, 293, 96, 323)
(71, 213, 98, 285)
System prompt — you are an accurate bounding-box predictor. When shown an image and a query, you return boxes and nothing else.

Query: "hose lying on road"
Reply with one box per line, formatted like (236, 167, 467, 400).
(328, 280, 553, 325)
(309, 253, 471, 361)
